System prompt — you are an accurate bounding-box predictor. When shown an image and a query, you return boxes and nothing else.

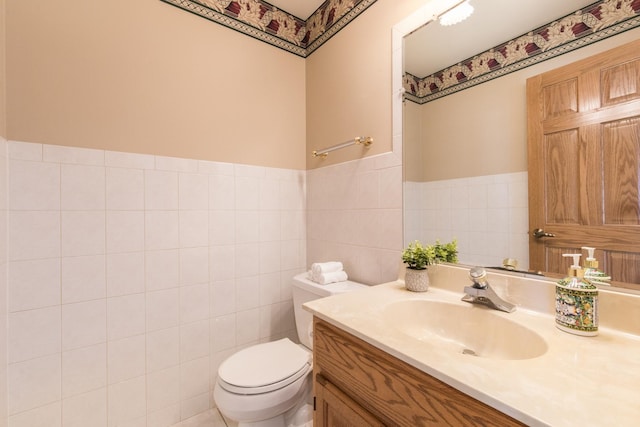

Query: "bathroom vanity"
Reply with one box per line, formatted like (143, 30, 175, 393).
(313, 318, 524, 426)
(304, 265, 640, 426)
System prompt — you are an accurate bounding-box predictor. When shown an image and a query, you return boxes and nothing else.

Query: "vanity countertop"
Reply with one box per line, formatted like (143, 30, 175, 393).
(304, 277, 640, 426)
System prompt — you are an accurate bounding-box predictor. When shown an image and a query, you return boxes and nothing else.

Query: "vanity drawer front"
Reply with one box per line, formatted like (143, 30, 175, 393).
(313, 318, 525, 427)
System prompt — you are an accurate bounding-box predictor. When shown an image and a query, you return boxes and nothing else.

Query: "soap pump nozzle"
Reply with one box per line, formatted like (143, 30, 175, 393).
(582, 246, 598, 268)
(563, 253, 583, 277)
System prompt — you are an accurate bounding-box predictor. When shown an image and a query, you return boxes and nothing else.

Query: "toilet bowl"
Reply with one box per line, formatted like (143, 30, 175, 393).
(214, 273, 367, 427)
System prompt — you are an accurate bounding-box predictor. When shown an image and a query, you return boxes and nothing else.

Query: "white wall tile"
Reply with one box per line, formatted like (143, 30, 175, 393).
(145, 211, 180, 250)
(280, 240, 302, 271)
(180, 357, 209, 400)
(180, 284, 209, 324)
(236, 309, 260, 345)
(106, 211, 145, 253)
(259, 302, 286, 340)
(106, 168, 144, 211)
(9, 211, 60, 261)
(209, 174, 235, 210)
(209, 210, 235, 245)
(105, 151, 154, 170)
(259, 211, 281, 242)
(155, 156, 197, 173)
(8, 141, 42, 161)
(62, 255, 106, 304)
(108, 335, 146, 384)
(379, 166, 402, 209)
(210, 280, 237, 317)
(62, 387, 107, 427)
(146, 327, 179, 373)
(8, 353, 61, 414)
(179, 320, 209, 362)
(280, 178, 307, 211)
(179, 210, 209, 248)
(210, 315, 236, 353)
(61, 211, 105, 257)
(259, 179, 280, 211)
(9, 160, 60, 210)
(259, 272, 281, 305)
(179, 174, 208, 210)
(43, 145, 104, 166)
(180, 393, 209, 422)
(107, 294, 145, 341)
(259, 242, 281, 275)
(235, 210, 259, 244)
(61, 164, 105, 210)
(8, 402, 61, 427)
(145, 170, 178, 210)
(146, 289, 179, 332)
(106, 252, 145, 297)
(6, 143, 310, 424)
(107, 376, 146, 427)
(62, 300, 106, 351)
(208, 245, 235, 281)
(234, 243, 259, 278)
(280, 211, 304, 240)
(235, 176, 260, 210)
(198, 159, 234, 175)
(62, 343, 107, 398)
(145, 250, 179, 291)
(234, 277, 258, 312)
(146, 404, 180, 427)
(9, 258, 61, 312)
(8, 306, 61, 363)
(146, 367, 179, 413)
(179, 247, 209, 287)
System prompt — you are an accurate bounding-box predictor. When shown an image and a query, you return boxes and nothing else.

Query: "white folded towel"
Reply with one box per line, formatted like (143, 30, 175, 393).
(311, 261, 343, 276)
(314, 270, 348, 285)
(310, 262, 345, 284)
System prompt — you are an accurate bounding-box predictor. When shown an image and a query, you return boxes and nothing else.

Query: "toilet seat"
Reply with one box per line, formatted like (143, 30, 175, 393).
(218, 338, 311, 395)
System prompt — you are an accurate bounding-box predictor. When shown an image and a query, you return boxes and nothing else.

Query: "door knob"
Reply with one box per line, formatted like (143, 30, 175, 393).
(533, 228, 556, 239)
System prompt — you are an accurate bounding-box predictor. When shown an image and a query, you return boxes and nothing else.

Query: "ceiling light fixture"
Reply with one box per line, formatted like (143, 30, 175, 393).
(439, 1, 474, 26)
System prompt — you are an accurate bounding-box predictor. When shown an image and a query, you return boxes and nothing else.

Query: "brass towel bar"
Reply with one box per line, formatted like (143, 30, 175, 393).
(312, 136, 373, 159)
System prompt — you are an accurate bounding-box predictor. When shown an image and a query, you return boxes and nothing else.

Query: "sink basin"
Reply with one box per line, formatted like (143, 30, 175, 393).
(383, 300, 547, 360)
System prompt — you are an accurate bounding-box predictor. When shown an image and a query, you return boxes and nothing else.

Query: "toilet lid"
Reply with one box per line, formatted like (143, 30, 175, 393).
(218, 338, 311, 394)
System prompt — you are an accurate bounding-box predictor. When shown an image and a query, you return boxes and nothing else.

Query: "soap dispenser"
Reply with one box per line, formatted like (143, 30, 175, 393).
(582, 246, 611, 286)
(555, 254, 598, 336)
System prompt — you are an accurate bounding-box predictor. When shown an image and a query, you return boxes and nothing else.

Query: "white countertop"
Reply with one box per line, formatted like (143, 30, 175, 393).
(304, 277, 640, 426)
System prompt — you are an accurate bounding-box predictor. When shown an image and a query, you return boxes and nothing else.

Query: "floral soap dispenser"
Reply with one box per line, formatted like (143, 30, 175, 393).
(555, 254, 599, 337)
(582, 246, 611, 286)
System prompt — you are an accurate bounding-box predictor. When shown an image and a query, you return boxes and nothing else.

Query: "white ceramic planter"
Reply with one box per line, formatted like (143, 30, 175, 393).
(405, 267, 429, 292)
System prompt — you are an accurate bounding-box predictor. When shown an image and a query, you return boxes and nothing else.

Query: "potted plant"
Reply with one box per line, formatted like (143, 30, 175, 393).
(402, 239, 458, 292)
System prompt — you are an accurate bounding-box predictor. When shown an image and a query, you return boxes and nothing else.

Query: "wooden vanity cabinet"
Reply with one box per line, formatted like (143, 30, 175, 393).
(313, 318, 526, 426)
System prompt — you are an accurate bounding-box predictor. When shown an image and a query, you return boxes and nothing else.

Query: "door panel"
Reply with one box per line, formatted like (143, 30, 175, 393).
(528, 39, 640, 290)
(602, 117, 640, 225)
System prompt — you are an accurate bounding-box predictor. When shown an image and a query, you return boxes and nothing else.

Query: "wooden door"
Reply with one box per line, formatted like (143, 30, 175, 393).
(527, 39, 640, 289)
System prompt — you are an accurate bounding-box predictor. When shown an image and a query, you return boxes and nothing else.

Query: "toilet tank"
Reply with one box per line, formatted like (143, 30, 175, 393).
(292, 273, 367, 350)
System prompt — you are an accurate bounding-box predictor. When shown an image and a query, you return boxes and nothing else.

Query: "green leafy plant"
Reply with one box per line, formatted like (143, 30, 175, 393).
(402, 239, 458, 270)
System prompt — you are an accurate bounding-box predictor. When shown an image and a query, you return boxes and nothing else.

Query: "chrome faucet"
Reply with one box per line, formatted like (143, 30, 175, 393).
(461, 267, 516, 313)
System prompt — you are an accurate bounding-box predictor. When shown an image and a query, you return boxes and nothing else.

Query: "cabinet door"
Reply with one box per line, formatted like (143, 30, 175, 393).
(315, 374, 385, 427)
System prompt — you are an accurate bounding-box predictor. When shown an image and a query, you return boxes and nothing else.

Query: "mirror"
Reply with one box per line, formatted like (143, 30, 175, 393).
(399, 0, 640, 290)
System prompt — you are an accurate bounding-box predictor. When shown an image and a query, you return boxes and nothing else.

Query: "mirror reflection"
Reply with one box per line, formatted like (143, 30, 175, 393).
(401, 0, 640, 290)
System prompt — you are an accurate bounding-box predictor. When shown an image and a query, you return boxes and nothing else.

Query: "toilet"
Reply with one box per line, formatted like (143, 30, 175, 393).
(213, 272, 367, 427)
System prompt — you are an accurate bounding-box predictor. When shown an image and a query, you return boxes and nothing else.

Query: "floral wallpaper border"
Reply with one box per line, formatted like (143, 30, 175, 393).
(160, 0, 378, 57)
(404, 0, 640, 104)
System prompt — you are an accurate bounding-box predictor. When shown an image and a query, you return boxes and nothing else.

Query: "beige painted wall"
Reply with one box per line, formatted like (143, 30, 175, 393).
(5, 0, 306, 169)
(306, 0, 429, 169)
(0, 0, 6, 138)
(412, 26, 640, 182)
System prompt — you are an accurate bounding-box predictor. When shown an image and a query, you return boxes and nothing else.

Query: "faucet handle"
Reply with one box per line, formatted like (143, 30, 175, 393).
(469, 266, 488, 288)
